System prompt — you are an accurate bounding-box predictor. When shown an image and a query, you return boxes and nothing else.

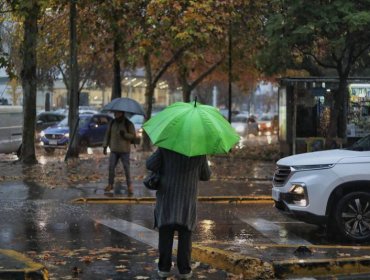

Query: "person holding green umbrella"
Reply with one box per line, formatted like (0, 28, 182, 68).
(144, 100, 239, 279)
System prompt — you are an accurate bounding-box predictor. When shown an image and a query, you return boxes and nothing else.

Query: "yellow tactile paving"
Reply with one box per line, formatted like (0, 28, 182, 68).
(71, 195, 273, 204)
(0, 249, 48, 280)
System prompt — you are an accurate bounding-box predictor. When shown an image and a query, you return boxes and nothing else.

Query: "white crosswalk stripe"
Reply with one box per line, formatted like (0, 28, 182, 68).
(241, 218, 312, 245)
(94, 218, 177, 249)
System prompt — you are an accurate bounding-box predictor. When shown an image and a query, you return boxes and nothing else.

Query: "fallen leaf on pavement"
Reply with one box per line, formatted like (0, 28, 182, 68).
(115, 265, 126, 269)
(80, 256, 92, 263)
(337, 253, 351, 257)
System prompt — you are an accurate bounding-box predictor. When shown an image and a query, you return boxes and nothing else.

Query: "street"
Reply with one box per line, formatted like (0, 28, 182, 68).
(1, 137, 370, 279)
(2, 0, 370, 278)
(2, 181, 370, 280)
(0, 183, 313, 278)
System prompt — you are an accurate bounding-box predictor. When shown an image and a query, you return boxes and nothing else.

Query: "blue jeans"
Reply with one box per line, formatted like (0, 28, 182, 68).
(108, 152, 131, 187)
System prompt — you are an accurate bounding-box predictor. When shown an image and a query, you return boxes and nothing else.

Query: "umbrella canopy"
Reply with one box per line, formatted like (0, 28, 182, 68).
(143, 101, 240, 156)
(102, 97, 145, 115)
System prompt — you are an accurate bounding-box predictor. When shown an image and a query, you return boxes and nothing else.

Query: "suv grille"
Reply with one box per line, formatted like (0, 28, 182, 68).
(273, 165, 291, 186)
(45, 134, 64, 140)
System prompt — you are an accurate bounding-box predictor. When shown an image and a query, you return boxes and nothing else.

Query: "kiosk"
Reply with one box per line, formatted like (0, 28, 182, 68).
(278, 77, 370, 156)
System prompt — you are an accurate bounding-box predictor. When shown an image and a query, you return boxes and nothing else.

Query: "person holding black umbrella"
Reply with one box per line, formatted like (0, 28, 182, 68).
(103, 111, 136, 195)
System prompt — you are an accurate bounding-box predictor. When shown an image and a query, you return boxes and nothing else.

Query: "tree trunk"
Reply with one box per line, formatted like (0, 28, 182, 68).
(111, 38, 121, 100)
(66, 0, 79, 159)
(142, 53, 154, 151)
(338, 79, 348, 140)
(180, 76, 191, 102)
(142, 83, 155, 151)
(182, 85, 192, 102)
(45, 92, 51, 111)
(326, 77, 348, 148)
(178, 63, 191, 102)
(142, 86, 155, 151)
(20, 0, 39, 164)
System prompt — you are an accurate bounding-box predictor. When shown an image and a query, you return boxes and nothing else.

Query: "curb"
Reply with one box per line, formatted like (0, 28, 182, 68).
(273, 256, 370, 278)
(191, 244, 274, 279)
(0, 249, 48, 280)
(191, 244, 370, 279)
(71, 195, 273, 204)
(191, 242, 370, 279)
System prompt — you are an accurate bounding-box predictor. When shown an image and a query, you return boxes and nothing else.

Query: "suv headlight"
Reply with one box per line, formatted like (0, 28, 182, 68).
(291, 164, 334, 171)
(288, 183, 308, 206)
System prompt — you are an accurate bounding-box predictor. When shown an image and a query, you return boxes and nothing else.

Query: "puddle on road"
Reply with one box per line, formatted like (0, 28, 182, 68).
(198, 219, 216, 241)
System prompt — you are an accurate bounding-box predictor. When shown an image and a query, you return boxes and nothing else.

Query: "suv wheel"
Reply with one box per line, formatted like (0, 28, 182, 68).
(335, 192, 370, 242)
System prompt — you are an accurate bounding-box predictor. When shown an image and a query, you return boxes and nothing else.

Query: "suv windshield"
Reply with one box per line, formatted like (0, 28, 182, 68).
(348, 134, 370, 151)
(56, 115, 91, 128)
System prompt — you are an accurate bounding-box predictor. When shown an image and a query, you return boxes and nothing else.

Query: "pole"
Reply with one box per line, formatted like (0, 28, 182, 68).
(228, 22, 232, 123)
(212, 86, 218, 107)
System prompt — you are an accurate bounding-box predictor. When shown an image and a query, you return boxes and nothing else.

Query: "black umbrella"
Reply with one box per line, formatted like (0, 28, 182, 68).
(102, 97, 145, 115)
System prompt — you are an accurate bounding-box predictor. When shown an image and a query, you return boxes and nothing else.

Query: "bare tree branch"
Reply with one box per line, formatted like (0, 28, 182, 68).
(189, 58, 224, 91)
(152, 44, 191, 86)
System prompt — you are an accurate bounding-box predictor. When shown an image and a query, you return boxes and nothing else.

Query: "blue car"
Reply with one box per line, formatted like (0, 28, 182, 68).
(40, 113, 112, 153)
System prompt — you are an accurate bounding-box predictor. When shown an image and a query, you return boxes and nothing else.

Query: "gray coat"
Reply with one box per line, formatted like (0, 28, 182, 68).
(146, 148, 211, 231)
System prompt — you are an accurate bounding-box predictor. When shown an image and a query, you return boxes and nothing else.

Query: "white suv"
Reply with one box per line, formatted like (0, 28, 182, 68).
(272, 135, 370, 242)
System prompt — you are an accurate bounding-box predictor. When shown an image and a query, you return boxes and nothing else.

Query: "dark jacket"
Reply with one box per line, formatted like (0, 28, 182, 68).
(146, 148, 211, 231)
(103, 117, 135, 153)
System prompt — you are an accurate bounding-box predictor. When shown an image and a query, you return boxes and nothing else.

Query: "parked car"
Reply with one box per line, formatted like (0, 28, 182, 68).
(0, 105, 23, 157)
(272, 134, 370, 242)
(40, 113, 112, 153)
(130, 114, 144, 140)
(246, 116, 259, 136)
(130, 111, 161, 143)
(219, 109, 240, 120)
(36, 111, 66, 141)
(53, 106, 99, 116)
(257, 114, 274, 132)
(231, 114, 248, 136)
(272, 115, 278, 133)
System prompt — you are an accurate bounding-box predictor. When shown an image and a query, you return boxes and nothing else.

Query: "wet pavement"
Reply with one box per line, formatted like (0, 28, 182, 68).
(1, 137, 370, 279)
(0, 186, 238, 280)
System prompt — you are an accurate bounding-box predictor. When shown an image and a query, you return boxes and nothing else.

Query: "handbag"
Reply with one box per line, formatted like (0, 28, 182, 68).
(143, 172, 160, 190)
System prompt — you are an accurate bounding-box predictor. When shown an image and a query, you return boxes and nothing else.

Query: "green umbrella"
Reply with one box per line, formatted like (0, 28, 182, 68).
(142, 101, 240, 156)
